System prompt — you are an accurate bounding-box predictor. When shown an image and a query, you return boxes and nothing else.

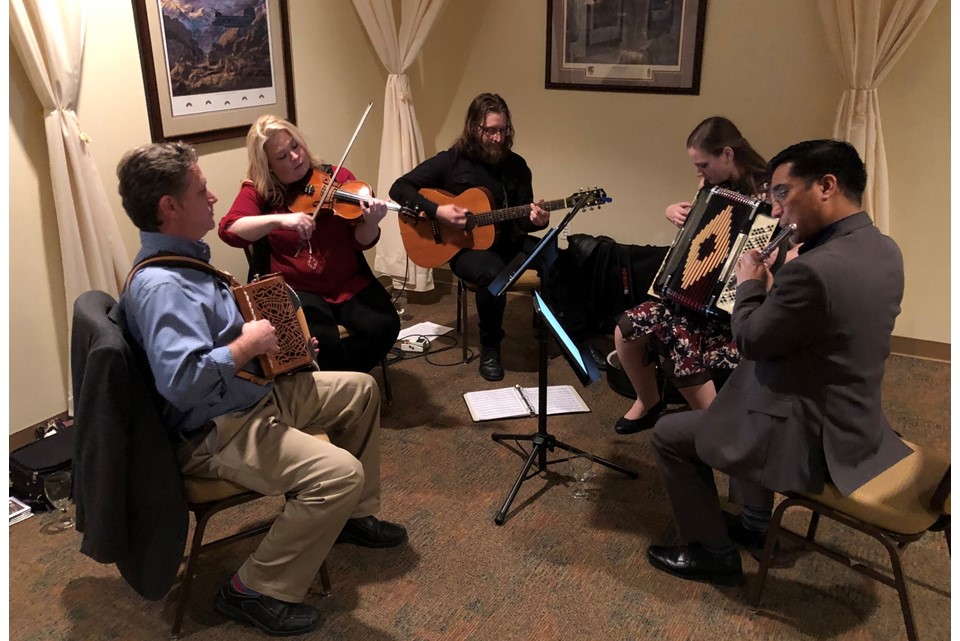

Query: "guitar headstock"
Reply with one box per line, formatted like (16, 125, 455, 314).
(567, 187, 611, 210)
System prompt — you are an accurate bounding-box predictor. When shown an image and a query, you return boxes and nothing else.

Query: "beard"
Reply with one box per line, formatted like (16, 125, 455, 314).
(477, 141, 507, 165)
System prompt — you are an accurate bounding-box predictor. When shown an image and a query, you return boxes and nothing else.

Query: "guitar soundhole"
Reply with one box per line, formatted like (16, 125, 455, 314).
(464, 213, 477, 232)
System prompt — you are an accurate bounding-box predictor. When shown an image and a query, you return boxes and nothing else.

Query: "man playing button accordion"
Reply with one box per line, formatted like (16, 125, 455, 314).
(117, 142, 406, 636)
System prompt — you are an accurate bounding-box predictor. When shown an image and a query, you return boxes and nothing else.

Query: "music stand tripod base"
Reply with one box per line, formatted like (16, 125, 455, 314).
(491, 428, 638, 525)
(490, 293, 638, 526)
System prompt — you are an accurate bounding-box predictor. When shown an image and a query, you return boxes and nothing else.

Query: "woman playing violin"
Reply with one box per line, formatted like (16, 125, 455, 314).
(218, 114, 400, 373)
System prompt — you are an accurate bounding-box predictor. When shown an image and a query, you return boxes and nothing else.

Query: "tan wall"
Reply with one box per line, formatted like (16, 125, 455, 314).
(8, 0, 949, 434)
(881, 0, 950, 343)
(8, 1, 385, 433)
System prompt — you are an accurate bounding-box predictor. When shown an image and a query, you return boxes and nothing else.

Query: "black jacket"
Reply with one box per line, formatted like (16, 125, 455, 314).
(71, 290, 188, 600)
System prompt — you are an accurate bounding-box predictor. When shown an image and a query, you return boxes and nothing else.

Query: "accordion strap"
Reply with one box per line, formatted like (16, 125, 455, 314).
(123, 254, 270, 386)
(123, 254, 241, 293)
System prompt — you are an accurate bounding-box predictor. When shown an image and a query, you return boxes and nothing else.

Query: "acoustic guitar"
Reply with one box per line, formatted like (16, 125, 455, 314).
(398, 186, 609, 268)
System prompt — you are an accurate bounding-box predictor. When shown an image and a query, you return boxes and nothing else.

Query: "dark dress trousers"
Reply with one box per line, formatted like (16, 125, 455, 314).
(652, 212, 912, 544)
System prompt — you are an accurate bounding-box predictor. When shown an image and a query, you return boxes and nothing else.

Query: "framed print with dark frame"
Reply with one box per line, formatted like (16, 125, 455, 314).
(132, 0, 296, 144)
(546, 0, 707, 95)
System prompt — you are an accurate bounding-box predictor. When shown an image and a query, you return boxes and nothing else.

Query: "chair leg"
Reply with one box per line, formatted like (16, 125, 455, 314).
(172, 509, 213, 638)
(380, 357, 392, 405)
(880, 532, 920, 641)
(459, 280, 471, 364)
(805, 511, 820, 541)
(751, 497, 792, 609)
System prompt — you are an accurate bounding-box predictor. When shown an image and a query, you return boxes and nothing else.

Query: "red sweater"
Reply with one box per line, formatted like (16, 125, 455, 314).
(218, 168, 378, 304)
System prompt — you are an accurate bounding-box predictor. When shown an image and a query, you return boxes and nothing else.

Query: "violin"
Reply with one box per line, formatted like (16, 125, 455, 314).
(287, 167, 404, 222)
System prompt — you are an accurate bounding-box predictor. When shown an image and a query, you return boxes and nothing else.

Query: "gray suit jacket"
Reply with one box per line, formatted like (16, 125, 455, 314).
(697, 212, 911, 496)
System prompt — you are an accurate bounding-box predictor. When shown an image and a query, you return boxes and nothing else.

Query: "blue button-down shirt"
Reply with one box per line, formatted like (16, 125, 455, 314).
(121, 232, 271, 435)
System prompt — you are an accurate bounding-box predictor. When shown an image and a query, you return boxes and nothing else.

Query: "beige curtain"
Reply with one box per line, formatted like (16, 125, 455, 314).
(351, 0, 447, 292)
(817, 0, 938, 233)
(10, 0, 129, 303)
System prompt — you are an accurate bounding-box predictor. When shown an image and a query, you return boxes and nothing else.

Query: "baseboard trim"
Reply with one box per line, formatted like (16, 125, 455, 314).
(889, 336, 950, 363)
(10, 411, 70, 451)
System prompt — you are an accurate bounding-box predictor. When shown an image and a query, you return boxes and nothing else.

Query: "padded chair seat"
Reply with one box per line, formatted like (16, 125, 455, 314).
(802, 440, 950, 535)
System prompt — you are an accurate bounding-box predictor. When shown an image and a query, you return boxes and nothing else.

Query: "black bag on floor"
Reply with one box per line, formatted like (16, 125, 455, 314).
(9, 427, 74, 510)
(566, 234, 669, 334)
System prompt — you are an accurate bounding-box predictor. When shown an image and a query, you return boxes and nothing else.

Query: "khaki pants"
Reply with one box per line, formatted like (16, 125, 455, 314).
(178, 371, 381, 602)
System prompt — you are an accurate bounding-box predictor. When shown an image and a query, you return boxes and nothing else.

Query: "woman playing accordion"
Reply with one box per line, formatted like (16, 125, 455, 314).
(613, 116, 786, 435)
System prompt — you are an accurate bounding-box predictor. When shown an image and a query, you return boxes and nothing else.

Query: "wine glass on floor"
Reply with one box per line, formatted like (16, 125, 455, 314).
(44, 470, 74, 531)
(566, 452, 595, 500)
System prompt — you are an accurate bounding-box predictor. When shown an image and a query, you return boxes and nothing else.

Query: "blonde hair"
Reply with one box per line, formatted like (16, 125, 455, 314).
(246, 115, 322, 207)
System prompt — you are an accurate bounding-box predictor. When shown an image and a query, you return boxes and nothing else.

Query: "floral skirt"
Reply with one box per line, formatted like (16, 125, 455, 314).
(617, 299, 740, 388)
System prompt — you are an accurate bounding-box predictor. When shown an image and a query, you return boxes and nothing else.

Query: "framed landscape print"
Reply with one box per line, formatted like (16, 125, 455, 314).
(546, 0, 708, 95)
(132, 0, 296, 143)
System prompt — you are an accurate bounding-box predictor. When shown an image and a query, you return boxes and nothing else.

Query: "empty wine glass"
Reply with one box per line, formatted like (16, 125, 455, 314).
(44, 470, 74, 531)
(566, 452, 594, 500)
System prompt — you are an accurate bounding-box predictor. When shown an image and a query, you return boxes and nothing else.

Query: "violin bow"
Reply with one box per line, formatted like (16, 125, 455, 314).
(293, 101, 374, 258)
(312, 101, 374, 220)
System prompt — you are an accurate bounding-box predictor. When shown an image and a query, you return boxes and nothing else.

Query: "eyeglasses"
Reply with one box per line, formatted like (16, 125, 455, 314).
(771, 177, 819, 204)
(478, 125, 511, 138)
(770, 185, 791, 204)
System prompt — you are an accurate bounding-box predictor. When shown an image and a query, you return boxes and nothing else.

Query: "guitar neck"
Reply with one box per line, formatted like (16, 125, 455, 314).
(472, 197, 569, 228)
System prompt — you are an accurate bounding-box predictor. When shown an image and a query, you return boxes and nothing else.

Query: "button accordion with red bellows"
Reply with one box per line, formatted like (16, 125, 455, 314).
(649, 186, 778, 319)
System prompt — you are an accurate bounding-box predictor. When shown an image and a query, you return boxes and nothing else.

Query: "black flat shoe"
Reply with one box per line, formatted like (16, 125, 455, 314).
(478, 346, 504, 381)
(614, 399, 666, 434)
(646, 543, 744, 586)
(215, 581, 320, 636)
(335, 515, 408, 548)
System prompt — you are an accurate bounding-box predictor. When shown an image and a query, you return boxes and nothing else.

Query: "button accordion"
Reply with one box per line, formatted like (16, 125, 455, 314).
(124, 256, 316, 383)
(649, 186, 778, 319)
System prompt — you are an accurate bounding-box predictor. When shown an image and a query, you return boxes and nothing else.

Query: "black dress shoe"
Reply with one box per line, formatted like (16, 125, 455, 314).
(215, 581, 320, 636)
(336, 515, 408, 548)
(614, 399, 666, 434)
(646, 543, 744, 586)
(478, 346, 504, 381)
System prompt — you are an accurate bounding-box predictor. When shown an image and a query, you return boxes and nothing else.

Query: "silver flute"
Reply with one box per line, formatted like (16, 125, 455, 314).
(758, 223, 797, 259)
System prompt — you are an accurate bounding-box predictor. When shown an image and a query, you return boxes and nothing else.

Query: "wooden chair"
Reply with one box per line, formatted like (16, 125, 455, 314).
(172, 433, 334, 638)
(752, 441, 950, 641)
(456, 271, 540, 363)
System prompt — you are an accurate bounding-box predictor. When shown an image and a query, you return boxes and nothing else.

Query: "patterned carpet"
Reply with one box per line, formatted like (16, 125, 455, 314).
(9, 284, 950, 640)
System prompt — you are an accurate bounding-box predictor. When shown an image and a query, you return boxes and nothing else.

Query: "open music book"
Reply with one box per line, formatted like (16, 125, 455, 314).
(463, 385, 590, 422)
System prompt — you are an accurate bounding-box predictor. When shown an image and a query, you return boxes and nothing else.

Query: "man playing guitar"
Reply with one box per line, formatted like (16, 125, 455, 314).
(390, 93, 548, 382)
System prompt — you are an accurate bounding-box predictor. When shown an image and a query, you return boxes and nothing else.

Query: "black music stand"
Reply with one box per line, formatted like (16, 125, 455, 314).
(488, 196, 637, 525)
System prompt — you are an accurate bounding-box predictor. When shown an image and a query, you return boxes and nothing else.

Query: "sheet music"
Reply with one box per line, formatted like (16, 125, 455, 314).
(520, 385, 590, 415)
(397, 321, 454, 342)
(463, 385, 590, 422)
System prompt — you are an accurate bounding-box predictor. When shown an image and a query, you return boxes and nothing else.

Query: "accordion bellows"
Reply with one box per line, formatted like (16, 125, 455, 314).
(651, 187, 777, 319)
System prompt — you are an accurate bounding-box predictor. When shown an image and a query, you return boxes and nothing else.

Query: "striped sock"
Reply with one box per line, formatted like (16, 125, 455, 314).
(231, 572, 260, 596)
(741, 505, 771, 533)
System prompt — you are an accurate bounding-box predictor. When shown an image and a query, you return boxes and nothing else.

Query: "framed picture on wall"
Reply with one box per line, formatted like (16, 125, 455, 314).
(546, 0, 708, 95)
(131, 0, 296, 144)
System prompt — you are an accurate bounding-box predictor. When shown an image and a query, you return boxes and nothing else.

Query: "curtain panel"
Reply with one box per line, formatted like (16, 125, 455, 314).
(351, 0, 447, 292)
(817, 0, 938, 233)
